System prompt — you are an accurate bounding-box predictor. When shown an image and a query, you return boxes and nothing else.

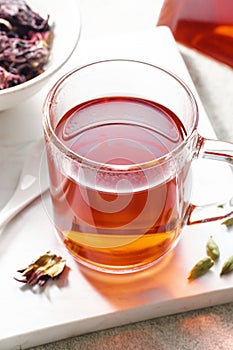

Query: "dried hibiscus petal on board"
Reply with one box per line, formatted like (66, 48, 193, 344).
(14, 251, 66, 286)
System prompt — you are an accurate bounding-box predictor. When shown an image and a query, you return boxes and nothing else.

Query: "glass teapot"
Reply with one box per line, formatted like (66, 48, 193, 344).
(157, 0, 233, 68)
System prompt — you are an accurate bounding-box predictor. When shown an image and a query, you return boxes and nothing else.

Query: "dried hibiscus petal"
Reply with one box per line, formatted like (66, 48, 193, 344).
(0, 0, 49, 32)
(15, 251, 66, 286)
(0, 0, 52, 89)
(0, 65, 23, 89)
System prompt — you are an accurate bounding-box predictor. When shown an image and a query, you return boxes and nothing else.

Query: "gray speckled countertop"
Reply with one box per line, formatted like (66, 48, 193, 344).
(10, 0, 233, 349)
(30, 303, 233, 349)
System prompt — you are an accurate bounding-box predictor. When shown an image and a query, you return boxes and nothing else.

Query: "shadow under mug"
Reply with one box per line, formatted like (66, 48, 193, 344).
(42, 59, 233, 273)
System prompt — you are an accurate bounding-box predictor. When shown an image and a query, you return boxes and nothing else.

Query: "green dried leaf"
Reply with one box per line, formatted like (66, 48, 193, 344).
(188, 256, 214, 280)
(221, 217, 233, 228)
(15, 251, 66, 286)
(206, 236, 220, 261)
(220, 255, 233, 276)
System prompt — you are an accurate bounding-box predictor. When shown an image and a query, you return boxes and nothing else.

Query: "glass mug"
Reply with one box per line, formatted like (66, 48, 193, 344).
(42, 59, 233, 274)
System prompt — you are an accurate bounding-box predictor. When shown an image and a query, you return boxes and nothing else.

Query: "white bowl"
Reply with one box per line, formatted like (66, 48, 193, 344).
(0, 0, 81, 111)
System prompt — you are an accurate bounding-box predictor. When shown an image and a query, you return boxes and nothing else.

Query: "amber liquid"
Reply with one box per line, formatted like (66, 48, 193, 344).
(157, 0, 233, 68)
(49, 97, 190, 272)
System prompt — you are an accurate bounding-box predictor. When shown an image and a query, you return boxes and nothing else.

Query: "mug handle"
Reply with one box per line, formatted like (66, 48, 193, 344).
(187, 135, 233, 225)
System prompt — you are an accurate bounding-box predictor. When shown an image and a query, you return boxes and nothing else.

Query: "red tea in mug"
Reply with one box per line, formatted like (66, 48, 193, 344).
(47, 96, 191, 271)
(157, 0, 233, 68)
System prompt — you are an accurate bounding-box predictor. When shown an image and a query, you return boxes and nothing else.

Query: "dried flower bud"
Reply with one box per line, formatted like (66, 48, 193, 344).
(221, 217, 233, 229)
(206, 236, 220, 261)
(187, 256, 214, 280)
(220, 255, 233, 276)
(14, 251, 66, 286)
